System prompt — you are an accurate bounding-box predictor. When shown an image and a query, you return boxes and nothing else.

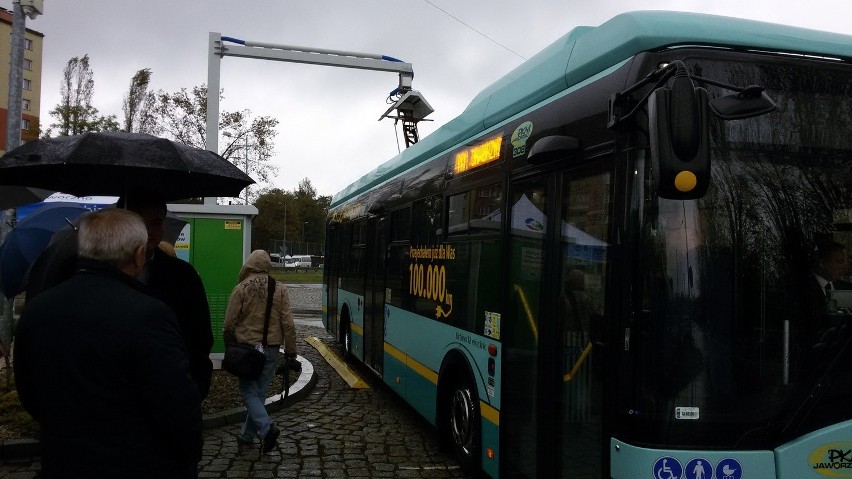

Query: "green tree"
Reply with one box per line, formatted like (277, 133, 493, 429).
(252, 178, 330, 252)
(48, 55, 119, 136)
(151, 85, 279, 202)
(252, 188, 292, 252)
(122, 68, 158, 134)
(294, 178, 330, 244)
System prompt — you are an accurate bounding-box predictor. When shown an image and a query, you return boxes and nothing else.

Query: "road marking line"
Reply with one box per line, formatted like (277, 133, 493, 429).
(305, 337, 370, 389)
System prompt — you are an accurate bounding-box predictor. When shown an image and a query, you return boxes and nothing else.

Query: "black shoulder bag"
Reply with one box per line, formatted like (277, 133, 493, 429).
(222, 276, 276, 380)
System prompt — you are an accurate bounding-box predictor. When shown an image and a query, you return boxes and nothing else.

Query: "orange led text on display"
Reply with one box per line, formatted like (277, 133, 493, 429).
(453, 137, 503, 175)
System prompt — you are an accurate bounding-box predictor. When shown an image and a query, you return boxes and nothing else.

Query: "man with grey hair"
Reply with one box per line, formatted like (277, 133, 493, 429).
(14, 209, 203, 478)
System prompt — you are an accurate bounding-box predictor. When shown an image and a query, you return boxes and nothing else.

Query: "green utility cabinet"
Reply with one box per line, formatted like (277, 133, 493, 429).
(169, 203, 257, 362)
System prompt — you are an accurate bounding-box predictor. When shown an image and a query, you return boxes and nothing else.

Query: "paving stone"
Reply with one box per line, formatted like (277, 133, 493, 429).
(0, 319, 471, 478)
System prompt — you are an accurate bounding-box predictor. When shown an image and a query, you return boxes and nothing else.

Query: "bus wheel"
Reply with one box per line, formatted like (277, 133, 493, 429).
(448, 377, 481, 472)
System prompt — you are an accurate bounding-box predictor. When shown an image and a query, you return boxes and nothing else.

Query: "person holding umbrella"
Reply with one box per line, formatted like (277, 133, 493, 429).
(120, 189, 214, 399)
(22, 189, 215, 400)
(1, 132, 250, 400)
(14, 208, 203, 477)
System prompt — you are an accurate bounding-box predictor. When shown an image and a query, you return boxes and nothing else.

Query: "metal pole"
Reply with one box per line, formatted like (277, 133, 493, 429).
(243, 135, 249, 204)
(204, 32, 222, 206)
(6, 1, 25, 152)
(281, 201, 287, 256)
(0, 1, 28, 349)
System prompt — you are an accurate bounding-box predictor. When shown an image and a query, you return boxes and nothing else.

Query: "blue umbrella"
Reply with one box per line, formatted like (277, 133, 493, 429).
(0, 202, 89, 297)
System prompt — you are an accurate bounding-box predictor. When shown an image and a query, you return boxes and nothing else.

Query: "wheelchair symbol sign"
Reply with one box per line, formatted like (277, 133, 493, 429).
(684, 458, 712, 479)
(653, 456, 683, 479)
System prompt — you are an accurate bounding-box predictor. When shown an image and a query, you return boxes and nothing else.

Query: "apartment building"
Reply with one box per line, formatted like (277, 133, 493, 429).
(0, 6, 42, 154)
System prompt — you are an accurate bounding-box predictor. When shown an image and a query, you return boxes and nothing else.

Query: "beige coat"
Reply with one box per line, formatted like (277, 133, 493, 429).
(223, 250, 297, 356)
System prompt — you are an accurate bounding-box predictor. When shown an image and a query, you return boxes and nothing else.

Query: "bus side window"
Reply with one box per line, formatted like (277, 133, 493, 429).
(447, 191, 470, 235)
(402, 196, 445, 315)
(444, 184, 503, 333)
(447, 183, 502, 236)
(390, 207, 411, 242)
(412, 195, 443, 245)
(388, 207, 411, 309)
(343, 221, 366, 293)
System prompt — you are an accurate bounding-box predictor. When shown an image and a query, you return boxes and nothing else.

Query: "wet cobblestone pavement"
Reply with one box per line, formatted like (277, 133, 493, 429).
(196, 323, 470, 478)
(0, 293, 473, 478)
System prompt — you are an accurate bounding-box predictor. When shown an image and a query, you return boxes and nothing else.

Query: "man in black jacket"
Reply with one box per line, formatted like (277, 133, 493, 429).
(15, 208, 202, 477)
(121, 191, 213, 399)
(25, 190, 214, 399)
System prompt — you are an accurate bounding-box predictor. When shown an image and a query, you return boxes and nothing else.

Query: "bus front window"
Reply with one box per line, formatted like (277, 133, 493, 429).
(626, 53, 852, 449)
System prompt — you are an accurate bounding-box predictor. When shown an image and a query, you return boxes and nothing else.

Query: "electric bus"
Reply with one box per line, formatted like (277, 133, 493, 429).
(322, 11, 852, 478)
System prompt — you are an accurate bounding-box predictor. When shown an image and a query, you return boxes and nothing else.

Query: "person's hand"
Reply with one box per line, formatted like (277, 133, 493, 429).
(285, 356, 301, 372)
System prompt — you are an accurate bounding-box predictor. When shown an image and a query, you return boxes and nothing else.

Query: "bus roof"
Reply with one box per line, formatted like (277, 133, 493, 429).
(331, 10, 852, 207)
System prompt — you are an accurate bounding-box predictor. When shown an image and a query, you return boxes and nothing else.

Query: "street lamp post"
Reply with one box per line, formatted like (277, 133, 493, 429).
(243, 135, 250, 204)
(1, 0, 43, 350)
(303, 221, 308, 253)
(282, 203, 287, 256)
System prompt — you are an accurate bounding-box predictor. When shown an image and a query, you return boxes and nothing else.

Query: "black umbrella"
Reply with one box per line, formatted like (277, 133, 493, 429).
(0, 186, 54, 210)
(0, 132, 254, 200)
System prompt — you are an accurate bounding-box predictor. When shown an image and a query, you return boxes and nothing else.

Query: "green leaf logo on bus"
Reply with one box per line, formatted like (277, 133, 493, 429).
(511, 121, 533, 157)
(409, 244, 456, 319)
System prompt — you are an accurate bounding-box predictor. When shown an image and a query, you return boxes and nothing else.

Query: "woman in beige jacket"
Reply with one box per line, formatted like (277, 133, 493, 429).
(223, 249, 297, 453)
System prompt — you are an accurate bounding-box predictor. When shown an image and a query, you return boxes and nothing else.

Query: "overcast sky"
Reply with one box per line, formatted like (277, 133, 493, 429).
(10, 0, 852, 199)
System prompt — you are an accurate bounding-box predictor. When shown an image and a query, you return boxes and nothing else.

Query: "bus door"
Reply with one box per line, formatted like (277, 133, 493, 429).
(503, 173, 550, 478)
(363, 216, 387, 374)
(552, 166, 612, 478)
(325, 222, 339, 335)
(502, 164, 612, 478)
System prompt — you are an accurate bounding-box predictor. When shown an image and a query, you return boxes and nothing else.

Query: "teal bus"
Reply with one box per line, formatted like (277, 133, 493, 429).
(322, 11, 852, 478)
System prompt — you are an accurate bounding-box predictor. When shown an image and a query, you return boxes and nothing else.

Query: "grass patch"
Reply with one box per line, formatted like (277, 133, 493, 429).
(270, 268, 322, 284)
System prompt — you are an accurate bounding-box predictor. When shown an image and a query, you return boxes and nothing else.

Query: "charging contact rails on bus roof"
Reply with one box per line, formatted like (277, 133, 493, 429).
(453, 136, 503, 175)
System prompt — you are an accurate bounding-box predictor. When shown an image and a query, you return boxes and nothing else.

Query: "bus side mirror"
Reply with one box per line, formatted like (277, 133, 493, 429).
(709, 85, 776, 120)
(649, 76, 711, 200)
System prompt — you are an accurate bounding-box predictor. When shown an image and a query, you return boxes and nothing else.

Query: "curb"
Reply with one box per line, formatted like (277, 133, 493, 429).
(305, 337, 368, 388)
(0, 438, 39, 461)
(200, 355, 317, 430)
(0, 356, 318, 460)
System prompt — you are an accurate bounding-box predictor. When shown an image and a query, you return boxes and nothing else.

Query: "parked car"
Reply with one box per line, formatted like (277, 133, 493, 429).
(284, 255, 312, 268)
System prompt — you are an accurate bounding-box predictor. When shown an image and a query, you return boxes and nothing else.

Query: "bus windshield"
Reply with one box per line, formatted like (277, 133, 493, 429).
(628, 53, 852, 449)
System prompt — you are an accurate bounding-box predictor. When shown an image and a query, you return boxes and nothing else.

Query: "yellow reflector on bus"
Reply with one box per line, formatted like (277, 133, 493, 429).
(674, 170, 698, 192)
(453, 136, 502, 174)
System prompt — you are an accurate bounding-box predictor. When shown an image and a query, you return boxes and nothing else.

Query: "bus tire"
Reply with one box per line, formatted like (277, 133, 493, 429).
(445, 373, 481, 473)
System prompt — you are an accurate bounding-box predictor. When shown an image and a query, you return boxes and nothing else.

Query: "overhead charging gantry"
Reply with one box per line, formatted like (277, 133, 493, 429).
(205, 32, 434, 175)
